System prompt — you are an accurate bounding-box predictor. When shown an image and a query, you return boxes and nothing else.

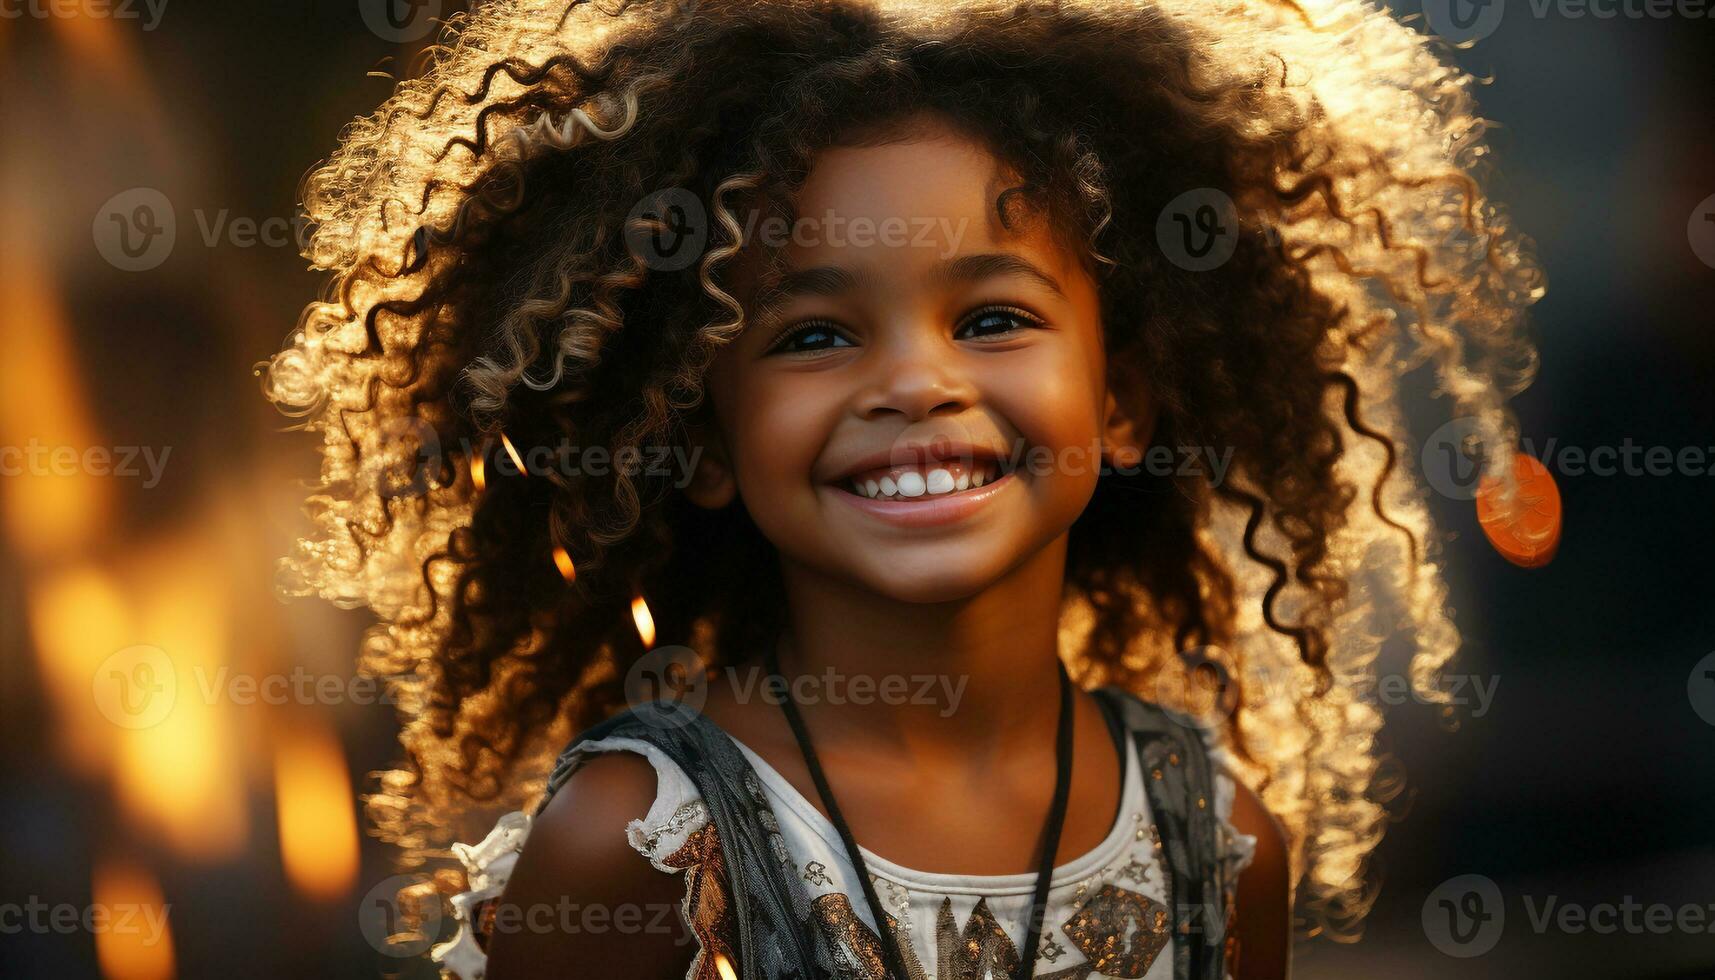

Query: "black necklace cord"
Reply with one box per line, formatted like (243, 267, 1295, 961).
(762, 645, 1075, 980)
(764, 643, 912, 980)
(1018, 661, 1075, 980)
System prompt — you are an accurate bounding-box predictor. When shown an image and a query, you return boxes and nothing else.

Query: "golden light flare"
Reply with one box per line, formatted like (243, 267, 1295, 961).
(631, 595, 656, 648)
(91, 857, 175, 980)
(1477, 452, 1563, 568)
(552, 544, 577, 583)
(0, 240, 112, 560)
(26, 565, 133, 776)
(500, 432, 525, 474)
(714, 953, 738, 980)
(108, 532, 247, 861)
(470, 451, 487, 493)
(274, 721, 361, 901)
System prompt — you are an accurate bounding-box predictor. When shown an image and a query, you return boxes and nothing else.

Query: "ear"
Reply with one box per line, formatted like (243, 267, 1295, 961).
(1100, 388, 1156, 471)
(681, 414, 738, 509)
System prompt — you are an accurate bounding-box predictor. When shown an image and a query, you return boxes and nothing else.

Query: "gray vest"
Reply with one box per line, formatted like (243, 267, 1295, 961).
(539, 686, 1235, 980)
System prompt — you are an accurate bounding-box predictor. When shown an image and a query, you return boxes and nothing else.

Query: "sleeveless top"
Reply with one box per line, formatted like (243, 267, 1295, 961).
(432, 688, 1257, 980)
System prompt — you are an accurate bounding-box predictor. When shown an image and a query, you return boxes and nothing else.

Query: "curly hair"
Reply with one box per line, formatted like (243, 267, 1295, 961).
(262, 0, 1542, 944)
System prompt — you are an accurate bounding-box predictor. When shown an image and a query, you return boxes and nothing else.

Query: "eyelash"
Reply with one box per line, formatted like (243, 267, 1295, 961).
(764, 305, 1045, 355)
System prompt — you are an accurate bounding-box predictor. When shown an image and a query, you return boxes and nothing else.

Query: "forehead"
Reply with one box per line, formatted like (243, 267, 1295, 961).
(738, 121, 1083, 291)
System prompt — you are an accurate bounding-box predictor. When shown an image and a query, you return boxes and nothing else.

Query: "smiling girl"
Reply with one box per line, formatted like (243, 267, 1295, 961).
(264, 1, 1542, 978)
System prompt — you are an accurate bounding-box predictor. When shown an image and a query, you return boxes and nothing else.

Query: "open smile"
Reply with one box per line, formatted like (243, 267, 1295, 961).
(823, 453, 1019, 527)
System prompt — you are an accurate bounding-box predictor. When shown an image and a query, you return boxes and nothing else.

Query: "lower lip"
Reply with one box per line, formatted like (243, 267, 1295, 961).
(826, 473, 1017, 528)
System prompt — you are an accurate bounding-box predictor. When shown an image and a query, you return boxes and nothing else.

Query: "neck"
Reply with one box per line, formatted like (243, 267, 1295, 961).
(764, 536, 1070, 765)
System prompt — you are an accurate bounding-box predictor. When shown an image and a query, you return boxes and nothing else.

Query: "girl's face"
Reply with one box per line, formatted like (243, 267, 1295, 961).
(698, 115, 1143, 603)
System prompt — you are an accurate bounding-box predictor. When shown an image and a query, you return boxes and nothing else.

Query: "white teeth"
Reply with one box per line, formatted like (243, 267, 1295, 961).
(845, 462, 1002, 499)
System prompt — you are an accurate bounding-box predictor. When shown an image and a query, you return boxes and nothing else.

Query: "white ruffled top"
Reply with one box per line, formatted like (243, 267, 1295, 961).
(433, 719, 1256, 980)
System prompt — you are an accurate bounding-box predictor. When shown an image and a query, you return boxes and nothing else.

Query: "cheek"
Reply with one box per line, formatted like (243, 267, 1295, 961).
(720, 373, 833, 493)
(987, 344, 1107, 464)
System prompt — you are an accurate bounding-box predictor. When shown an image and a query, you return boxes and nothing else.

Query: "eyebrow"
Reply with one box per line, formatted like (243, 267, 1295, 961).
(754, 251, 1065, 319)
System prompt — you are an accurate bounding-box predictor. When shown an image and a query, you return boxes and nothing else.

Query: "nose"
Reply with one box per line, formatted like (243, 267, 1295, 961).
(851, 328, 978, 421)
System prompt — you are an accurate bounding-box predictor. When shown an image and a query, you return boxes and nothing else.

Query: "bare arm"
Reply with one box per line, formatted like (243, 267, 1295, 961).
(484, 752, 696, 980)
(1228, 780, 1292, 980)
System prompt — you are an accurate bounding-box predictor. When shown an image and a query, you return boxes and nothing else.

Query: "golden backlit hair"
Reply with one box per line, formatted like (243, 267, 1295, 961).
(264, 0, 1542, 942)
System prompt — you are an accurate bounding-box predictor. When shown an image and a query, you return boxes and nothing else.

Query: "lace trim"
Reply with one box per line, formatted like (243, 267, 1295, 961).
(430, 738, 718, 980)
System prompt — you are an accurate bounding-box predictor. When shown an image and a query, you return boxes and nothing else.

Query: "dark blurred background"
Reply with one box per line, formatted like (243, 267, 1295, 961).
(0, 2, 1711, 978)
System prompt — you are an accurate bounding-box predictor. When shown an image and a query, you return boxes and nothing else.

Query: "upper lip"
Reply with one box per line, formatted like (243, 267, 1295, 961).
(824, 439, 1005, 484)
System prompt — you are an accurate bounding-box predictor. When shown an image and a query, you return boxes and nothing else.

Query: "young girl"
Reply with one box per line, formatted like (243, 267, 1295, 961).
(264, 1, 1542, 977)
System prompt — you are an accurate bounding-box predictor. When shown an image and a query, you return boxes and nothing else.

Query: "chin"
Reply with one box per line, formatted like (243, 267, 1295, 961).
(847, 551, 1022, 605)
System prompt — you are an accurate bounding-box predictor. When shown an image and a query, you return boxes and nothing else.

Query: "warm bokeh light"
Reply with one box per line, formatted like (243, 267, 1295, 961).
(552, 544, 577, 584)
(26, 564, 133, 776)
(110, 531, 247, 861)
(631, 594, 656, 648)
(92, 857, 176, 980)
(1478, 453, 1563, 568)
(274, 720, 361, 901)
(715, 953, 738, 980)
(500, 433, 525, 474)
(0, 240, 112, 561)
(470, 451, 487, 493)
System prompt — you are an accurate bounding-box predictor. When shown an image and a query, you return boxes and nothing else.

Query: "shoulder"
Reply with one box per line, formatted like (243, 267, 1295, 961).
(526, 748, 673, 879)
(1227, 778, 1291, 980)
(479, 750, 697, 980)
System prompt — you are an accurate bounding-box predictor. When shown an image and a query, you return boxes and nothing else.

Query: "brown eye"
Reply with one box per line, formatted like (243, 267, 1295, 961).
(766, 320, 856, 355)
(955, 306, 1043, 341)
